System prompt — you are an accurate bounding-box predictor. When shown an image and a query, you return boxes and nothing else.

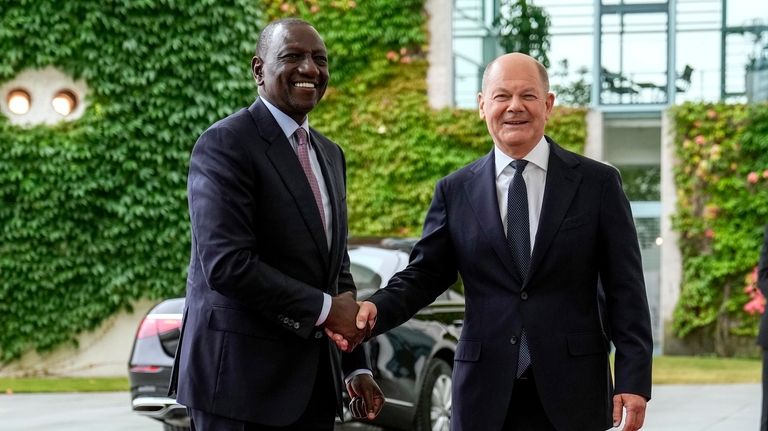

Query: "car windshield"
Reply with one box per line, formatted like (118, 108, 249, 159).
(349, 262, 382, 291)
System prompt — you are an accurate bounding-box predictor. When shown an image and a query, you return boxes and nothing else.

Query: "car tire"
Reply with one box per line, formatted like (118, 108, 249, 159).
(163, 424, 189, 431)
(414, 358, 452, 431)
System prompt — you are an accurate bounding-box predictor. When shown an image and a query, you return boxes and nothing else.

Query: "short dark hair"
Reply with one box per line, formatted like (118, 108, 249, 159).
(255, 18, 314, 58)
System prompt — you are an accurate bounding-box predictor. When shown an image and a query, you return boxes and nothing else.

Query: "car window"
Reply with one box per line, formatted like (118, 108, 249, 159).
(350, 262, 382, 291)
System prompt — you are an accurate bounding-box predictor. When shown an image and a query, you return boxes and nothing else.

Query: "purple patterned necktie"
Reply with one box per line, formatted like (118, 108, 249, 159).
(507, 159, 531, 377)
(294, 128, 326, 230)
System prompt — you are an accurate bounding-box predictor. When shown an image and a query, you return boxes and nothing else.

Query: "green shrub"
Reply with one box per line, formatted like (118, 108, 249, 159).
(671, 102, 768, 355)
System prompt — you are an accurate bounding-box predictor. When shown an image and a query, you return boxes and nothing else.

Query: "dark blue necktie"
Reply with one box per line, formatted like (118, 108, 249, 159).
(507, 159, 531, 377)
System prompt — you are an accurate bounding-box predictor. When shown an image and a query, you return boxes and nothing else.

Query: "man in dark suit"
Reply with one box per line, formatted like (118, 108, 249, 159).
(332, 53, 653, 431)
(758, 225, 768, 431)
(169, 18, 384, 430)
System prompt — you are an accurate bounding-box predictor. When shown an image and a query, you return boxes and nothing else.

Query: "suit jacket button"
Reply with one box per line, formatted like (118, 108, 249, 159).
(283, 317, 290, 324)
(510, 336, 518, 344)
(315, 331, 323, 339)
(294, 322, 300, 329)
(521, 291, 529, 300)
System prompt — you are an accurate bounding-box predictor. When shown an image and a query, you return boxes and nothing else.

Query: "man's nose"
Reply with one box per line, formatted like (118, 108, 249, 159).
(505, 96, 524, 112)
(298, 55, 320, 76)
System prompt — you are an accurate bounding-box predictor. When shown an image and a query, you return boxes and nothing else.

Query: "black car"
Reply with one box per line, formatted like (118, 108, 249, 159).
(128, 243, 464, 431)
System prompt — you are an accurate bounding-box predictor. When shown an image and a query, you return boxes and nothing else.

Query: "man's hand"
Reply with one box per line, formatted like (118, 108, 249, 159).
(326, 301, 378, 351)
(347, 374, 385, 420)
(324, 292, 370, 351)
(612, 393, 647, 431)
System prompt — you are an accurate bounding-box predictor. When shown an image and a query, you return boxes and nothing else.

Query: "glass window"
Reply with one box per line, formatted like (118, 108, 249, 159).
(350, 263, 382, 293)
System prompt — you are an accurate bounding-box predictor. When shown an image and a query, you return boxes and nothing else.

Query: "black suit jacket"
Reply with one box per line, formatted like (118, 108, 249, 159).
(367, 138, 653, 431)
(757, 226, 768, 348)
(170, 99, 367, 426)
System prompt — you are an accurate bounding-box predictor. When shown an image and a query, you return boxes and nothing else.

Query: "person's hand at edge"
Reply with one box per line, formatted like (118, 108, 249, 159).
(356, 301, 377, 332)
(347, 374, 385, 420)
(612, 393, 647, 431)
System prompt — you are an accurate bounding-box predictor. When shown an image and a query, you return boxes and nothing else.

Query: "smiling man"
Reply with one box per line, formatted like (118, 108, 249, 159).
(330, 52, 653, 431)
(170, 18, 384, 431)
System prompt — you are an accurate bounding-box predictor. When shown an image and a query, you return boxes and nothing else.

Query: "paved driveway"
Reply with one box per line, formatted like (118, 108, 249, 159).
(0, 384, 761, 431)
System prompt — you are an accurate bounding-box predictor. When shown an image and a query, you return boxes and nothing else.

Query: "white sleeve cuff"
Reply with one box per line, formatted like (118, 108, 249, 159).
(315, 293, 332, 326)
(344, 368, 373, 385)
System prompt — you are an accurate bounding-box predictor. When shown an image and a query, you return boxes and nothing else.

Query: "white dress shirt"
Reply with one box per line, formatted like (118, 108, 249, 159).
(494, 137, 550, 252)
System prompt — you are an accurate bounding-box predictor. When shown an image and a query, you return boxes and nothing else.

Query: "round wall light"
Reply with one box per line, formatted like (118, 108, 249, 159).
(51, 90, 78, 116)
(7, 89, 31, 115)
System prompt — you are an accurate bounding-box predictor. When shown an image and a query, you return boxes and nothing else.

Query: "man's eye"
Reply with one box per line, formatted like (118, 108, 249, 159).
(314, 57, 328, 65)
(494, 95, 510, 101)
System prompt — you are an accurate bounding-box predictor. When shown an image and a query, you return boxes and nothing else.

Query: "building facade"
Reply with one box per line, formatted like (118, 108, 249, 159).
(428, 0, 768, 352)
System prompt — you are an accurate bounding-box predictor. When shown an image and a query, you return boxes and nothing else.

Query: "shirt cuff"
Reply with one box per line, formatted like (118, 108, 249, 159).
(344, 368, 373, 385)
(315, 293, 332, 326)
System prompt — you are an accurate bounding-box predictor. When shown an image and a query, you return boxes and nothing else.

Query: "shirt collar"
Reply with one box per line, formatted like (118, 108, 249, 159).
(260, 97, 310, 140)
(494, 136, 550, 178)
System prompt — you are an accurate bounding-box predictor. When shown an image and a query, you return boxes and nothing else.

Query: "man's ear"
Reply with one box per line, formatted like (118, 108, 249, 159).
(252, 56, 264, 85)
(477, 92, 485, 119)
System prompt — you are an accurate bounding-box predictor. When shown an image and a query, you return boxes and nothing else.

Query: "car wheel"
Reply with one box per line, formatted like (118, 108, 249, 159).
(163, 424, 189, 431)
(414, 358, 452, 431)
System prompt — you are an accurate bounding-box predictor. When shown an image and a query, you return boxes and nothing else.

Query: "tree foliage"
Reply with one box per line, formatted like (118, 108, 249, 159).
(494, 0, 552, 67)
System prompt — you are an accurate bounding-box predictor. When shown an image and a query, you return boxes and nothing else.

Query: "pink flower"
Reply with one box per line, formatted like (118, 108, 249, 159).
(704, 228, 715, 239)
(280, 3, 291, 12)
(748, 172, 759, 184)
(386, 51, 398, 61)
(745, 297, 765, 315)
(400, 47, 408, 55)
(706, 109, 718, 120)
(695, 135, 706, 145)
(763, 169, 768, 179)
(400, 56, 411, 64)
(310, 5, 320, 13)
(703, 205, 719, 220)
(743, 266, 765, 315)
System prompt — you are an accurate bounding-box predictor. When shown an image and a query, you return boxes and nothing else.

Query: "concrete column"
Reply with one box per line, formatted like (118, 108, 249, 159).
(426, 0, 453, 109)
(584, 109, 604, 161)
(660, 109, 682, 353)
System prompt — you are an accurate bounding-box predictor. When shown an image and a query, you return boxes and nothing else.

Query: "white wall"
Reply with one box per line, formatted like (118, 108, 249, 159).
(0, 300, 155, 377)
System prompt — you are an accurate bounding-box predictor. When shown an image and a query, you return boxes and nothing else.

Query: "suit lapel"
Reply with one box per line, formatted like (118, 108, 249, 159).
(464, 151, 521, 284)
(528, 139, 582, 280)
(248, 100, 330, 267)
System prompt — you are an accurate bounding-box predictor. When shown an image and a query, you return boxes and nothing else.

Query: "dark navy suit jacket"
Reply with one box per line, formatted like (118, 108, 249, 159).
(170, 99, 367, 426)
(367, 138, 653, 431)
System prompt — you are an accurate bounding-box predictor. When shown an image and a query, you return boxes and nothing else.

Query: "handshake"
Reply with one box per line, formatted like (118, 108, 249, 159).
(323, 292, 378, 352)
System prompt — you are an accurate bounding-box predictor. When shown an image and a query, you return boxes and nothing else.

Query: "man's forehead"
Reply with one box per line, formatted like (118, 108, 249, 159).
(271, 23, 324, 48)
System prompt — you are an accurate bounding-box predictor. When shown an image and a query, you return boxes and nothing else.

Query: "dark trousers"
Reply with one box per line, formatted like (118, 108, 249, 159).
(189, 345, 336, 431)
(502, 372, 557, 431)
(762, 349, 768, 431)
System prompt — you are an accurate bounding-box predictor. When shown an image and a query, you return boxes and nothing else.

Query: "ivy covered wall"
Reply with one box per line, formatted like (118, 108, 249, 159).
(671, 103, 768, 356)
(0, 0, 587, 362)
